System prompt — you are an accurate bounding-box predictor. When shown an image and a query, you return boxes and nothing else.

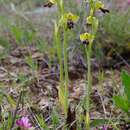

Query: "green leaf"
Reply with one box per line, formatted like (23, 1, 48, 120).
(90, 119, 109, 127)
(122, 70, 130, 102)
(51, 109, 59, 126)
(113, 96, 129, 112)
(36, 114, 49, 130)
(5, 94, 16, 108)
(36, 39, 47, 53)
(58, 86, 68, 116)
(11, 26, 24, 43)
(25, 55, 37, 70)
(0, 37, 11, 59)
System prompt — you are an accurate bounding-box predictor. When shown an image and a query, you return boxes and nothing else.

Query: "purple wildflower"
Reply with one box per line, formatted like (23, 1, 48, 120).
(16, 116, 32, 129)
(102, 125, 108, 130)
(128, 0, 130, 5)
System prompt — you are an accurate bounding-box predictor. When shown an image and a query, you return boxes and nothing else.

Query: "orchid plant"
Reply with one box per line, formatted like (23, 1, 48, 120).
(79, 0, 109, 129)
(52, 0, 109, 129)
(53, 0, 79, 116)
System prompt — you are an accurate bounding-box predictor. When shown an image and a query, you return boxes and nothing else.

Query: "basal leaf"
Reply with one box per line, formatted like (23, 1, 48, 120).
(113, 96, 129, 113)
(122, 70, 130, 102)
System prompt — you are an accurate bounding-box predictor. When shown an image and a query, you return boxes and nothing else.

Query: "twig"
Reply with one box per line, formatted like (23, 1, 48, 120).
(27, 105, 42, 130)
(45, 116, 51, 122)
(56, 121, 65, 130)
(114, 49, 130, 68)
(10, 91, 23, 130)
(97, 91, 107, 119)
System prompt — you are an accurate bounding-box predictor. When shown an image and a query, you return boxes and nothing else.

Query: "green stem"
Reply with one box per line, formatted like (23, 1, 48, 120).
(57, 0, 68, 115)
(63, 29, 69, 90)
(63, 28, 69, 110)
(55, 28, 64, 86)
(56, 0, 64, 88)
(85, 43, 92, 110)
(85, 42, 92, 130)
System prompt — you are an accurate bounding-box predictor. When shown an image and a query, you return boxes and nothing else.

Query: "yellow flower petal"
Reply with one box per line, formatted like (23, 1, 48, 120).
(80, 33, 90, 41)
(80, 33, 94, 42)
(95, 1, 104, 10)
(64, 12, 79, 22)
(49, 0, 56, 4)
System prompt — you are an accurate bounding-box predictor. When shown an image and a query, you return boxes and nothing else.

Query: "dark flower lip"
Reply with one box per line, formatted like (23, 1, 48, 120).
(82, 40, 89, 45)
(99, 8, 110, 13)
(86, 23, 92, 27)
(43, 2, 54, 8)
(67, 20, 74, 29)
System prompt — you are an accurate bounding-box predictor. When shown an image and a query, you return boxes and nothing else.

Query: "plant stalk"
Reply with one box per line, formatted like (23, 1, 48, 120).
(85, 42, 92, 130)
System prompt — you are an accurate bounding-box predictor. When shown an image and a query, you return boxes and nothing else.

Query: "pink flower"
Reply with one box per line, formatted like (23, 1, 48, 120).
(128, 0, 130, 5)
(16, 116, 32, 129)
(102, 125, 108, 130)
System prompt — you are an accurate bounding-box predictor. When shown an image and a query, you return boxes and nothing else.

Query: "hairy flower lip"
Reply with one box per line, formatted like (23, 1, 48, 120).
(43, 1, 54, 8)
(82, 40, 89, 45)
(99, 8, 110, 14)
(67, 20, 74, 29)
(43, 0, 56, 8)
